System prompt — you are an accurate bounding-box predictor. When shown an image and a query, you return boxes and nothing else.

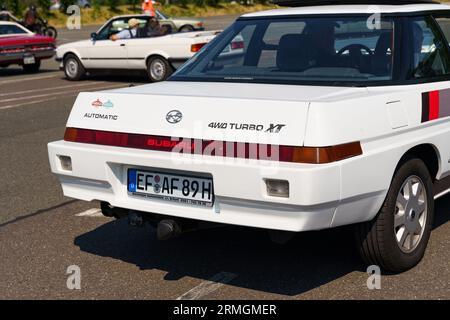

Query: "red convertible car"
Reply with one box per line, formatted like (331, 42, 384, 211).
(0, 21, 55, 73)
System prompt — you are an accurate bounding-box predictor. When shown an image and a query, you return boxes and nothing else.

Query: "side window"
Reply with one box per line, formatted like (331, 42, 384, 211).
(258, 21, 306, 68)
(435, 17, 450, 46)
(407, 16, 450, 79)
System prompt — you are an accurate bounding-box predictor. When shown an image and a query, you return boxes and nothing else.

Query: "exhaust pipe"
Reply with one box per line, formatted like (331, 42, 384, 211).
(128, 212, 144, 227)
(100, 202, 129, 219)
(157, 219, 181, 240)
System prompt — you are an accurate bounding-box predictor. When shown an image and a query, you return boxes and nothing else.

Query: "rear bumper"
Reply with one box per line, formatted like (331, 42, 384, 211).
(0, 49, 55, 65)
(48, 140, 386, 232)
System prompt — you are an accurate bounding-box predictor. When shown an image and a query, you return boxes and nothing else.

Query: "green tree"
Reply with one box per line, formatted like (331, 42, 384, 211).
(127, 0, 139, 12)
(38, 0, 51, 16)
(91, 0, 101, 19)
(206, 0, 220, 7)
(60, 0, 75, 12)
(107, 0, 119, 11)
(177, 0, 189, 8)
(194, 0, 206, 7)
(7, 0, 21, 16)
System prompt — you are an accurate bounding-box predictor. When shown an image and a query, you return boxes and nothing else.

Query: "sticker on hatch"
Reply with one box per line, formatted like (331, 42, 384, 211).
(127, 169, 214, 207)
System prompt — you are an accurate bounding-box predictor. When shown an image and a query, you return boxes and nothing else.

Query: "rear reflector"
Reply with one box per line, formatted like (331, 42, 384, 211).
(58, 155, 72, 171)
(265, 179, 289, 198)
(191, 43, 206, 52)
(64, 128, 362, 164)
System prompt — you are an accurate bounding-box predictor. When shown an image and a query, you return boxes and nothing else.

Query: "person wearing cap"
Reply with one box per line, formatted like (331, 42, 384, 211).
(142, 0, 155, 17)
(110, 18, 140, 41)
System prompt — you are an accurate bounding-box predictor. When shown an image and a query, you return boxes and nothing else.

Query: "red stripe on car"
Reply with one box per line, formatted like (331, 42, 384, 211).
(428, 90, 440, 121)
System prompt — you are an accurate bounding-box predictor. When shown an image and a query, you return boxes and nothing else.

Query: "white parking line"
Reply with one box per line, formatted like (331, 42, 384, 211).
(176, 272, 238, 300)
(0, 73, 61, 85)
(0, 84, 127, 110)
(1, 84, 109, 103)
(75, 208, 104, 217)
(0, 81, 106, 97)
(0, 94, 76, 110)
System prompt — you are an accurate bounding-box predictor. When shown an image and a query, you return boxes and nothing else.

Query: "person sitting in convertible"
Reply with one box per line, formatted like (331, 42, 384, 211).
(136, 18, 172, 38)
(137, 17, 160, 38)
(110, 18, 140, 41)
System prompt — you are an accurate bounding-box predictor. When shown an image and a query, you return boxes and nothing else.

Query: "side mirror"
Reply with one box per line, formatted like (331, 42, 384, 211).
(90, 32, 98, 40)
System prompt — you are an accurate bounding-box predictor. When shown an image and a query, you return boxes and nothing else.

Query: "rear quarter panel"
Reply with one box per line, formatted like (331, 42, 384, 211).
(308, 81, 450, 227)
(126, 37, 191, 69)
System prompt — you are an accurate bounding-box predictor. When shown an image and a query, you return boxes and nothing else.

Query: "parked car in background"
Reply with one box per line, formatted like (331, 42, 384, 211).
(155, 10, 204, 32)
(55, 15, 218, 81)
(50, 0, 91, 10)
(0, 21, 55, 72)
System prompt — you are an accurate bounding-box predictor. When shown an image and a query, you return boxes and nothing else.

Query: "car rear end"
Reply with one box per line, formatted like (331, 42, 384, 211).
(0, 35, 55, 68)
(164, 30, 220, 68)
(47, 84, 366, 232)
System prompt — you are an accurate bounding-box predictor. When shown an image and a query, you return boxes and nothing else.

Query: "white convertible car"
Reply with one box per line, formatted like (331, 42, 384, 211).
(55, 14, 219, 82)
(49, 0, 450, 272)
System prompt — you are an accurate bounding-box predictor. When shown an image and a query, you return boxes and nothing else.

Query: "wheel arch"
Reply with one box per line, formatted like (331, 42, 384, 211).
(62, 51, 84, 66)
(179, 24, 194, 32)
(145, 53, 170, 66)
(396, 143, 441, 181)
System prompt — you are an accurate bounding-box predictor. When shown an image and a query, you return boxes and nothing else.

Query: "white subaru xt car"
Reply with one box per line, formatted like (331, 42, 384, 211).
(48, 0, 450, 272)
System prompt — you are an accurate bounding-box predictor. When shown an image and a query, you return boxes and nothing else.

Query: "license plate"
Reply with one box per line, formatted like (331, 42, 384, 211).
(23, 55, 35, 65)
(127, 169, 214, 207)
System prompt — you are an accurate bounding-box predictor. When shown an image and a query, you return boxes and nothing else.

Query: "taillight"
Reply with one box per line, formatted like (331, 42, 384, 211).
(64, 128, 362, 164)
(230, 41, 244, 50)
(191, 43, 206, 53)
(0, 47, 25, 54)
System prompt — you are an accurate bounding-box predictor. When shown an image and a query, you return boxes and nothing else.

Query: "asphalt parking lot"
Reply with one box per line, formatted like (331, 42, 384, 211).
(0, 15, 449, 300)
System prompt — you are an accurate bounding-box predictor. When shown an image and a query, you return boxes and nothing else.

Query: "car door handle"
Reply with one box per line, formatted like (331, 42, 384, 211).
(120, 43, 126, 47)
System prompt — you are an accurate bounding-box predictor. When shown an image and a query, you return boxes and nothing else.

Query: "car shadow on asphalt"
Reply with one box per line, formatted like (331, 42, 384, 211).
(84, 73, 150, 84)
(74, 194, 450, 296)
(0, 68, 56, 77)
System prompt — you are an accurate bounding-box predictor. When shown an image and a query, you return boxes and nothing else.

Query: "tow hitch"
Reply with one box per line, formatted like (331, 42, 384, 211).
(100, 201, 214, 240)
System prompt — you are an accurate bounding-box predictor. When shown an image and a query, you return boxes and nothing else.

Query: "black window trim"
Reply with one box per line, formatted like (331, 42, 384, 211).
(170, 10, 450, 87)
(431, 12, 450, 57)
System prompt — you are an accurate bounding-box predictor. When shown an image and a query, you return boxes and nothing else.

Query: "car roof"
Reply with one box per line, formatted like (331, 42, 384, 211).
(242, 2, 450, 18)
(0, 21, 21, 25)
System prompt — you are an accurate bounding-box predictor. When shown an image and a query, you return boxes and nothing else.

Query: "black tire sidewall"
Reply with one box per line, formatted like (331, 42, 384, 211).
(379, 158, 434, 271)
(47, 27, 57, 39)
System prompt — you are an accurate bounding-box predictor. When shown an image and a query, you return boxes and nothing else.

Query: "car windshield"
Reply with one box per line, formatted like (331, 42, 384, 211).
(171, 16, 395, 85)
(156, 10, 168, 20)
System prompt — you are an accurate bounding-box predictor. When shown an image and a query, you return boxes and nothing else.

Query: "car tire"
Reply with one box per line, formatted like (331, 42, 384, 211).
(146, 56, 173, 82)
(63, 54, 85, 81)
(22, 60, 41, 73)
(179, 25, 194, 32)
(45, 26, 58, 39)
(355, 157, 434, 273)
